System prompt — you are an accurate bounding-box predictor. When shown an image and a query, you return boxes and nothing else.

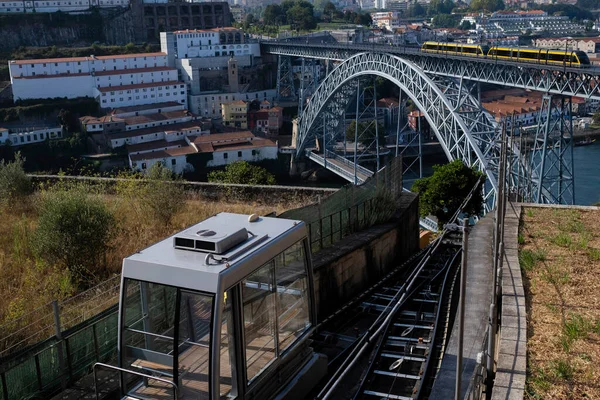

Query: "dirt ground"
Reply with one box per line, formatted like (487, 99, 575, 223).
(519, 207, 600, 399)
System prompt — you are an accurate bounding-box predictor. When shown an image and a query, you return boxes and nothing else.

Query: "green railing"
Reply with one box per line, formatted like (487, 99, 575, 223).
(0, 306, 118, 400)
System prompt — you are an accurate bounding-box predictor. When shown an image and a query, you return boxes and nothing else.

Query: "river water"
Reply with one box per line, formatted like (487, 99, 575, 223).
(399, 144, 600, 206)
(574, 142, 600, 206)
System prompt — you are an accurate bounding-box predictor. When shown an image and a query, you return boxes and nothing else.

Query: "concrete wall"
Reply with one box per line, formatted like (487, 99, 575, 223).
(311, 192, 420, 320)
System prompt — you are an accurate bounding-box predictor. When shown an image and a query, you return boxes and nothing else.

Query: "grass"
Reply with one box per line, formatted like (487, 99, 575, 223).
(521, 207, 600, 399)
(0, 188, 311, 352)
(519, 248, 546, 272)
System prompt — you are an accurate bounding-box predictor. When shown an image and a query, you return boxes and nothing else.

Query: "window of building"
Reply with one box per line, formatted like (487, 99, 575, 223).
(141, 163, 146, 169)
(171, 158, 176, 166)
(223, 152, 228, 159)
(237, 151, 242, 158)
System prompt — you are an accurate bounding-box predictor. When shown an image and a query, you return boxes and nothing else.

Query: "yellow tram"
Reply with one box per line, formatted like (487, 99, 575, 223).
(421, 41, 591, 67)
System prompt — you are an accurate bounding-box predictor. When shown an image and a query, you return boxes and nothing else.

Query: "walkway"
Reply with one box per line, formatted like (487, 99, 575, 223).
(428, 213, 494, 398)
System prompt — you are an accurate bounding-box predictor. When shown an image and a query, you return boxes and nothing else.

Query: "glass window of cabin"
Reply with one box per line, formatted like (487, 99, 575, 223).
(220, 289, 238, 398)
(275, 241, 311, 352)
(177, 290, 213, 397)
(121, 279, 178, 396)
(242, 260, 277, 383)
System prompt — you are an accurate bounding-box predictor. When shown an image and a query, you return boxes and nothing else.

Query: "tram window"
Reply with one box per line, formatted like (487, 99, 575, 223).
(518, 51, 538, 60)
(243, 260, 277, 383)
(463, 47, 476, 54)
(177, 291, 213, 397)
(496, 49, 511, 57)
(220, 290, 237, 398)
(121, 279, 178, 397)
(548, 53, 568, 62)
(275, 241, 311, 353)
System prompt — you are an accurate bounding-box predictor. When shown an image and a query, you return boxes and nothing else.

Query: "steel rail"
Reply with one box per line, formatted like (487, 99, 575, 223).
(315, 177, 484, 400)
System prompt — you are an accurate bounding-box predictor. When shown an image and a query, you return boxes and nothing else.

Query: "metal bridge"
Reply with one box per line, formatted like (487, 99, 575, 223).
(263, 40, 588, 209)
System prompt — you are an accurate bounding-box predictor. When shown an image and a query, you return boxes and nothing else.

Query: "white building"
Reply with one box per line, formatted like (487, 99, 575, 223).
(190, 89, 277, 118)
(0, 124, 62, 146)
(0, 0, 128, 13)
(9, 52, 187, 108)
(128, 131, 278, 174)
(371, 11, 401, 30)
(160, 28, 260, 61)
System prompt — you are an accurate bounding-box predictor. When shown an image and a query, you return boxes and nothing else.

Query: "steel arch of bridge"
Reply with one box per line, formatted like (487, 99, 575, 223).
(296, 52, 500, 201)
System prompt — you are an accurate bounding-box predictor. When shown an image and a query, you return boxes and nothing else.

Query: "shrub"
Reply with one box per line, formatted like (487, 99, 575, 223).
(0, 152, 33, 206)
(32, 185, 115, 287)
(208, 161, 276, 185)
(144, 163, 186, 226)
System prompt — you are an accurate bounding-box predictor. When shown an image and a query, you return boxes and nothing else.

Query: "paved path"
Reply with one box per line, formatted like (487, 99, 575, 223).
(429, 213, 494, 399)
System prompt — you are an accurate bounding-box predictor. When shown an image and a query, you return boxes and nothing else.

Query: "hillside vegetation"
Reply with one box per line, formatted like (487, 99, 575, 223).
(0, 159, 309, 347)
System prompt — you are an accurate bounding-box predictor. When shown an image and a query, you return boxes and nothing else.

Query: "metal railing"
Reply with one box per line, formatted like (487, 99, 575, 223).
(306, 197, 376, 253)
(93, 362, 178, 400)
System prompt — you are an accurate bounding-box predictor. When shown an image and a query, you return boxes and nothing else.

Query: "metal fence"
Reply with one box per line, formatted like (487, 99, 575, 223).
(279, 157, 404, 253)
(0, 306, 119, 400)
(0, 277, 121, 400)
(0, 276, 120, 358)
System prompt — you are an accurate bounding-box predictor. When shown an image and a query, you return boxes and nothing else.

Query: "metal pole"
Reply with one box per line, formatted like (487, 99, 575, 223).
(354, 80, 360, 185)
(374, 79, 380, 171)
(396, 91, 402, 157)
(418, 112, 423, 179)
(456, 218, 469, 400)
(53, 300, 67, 389)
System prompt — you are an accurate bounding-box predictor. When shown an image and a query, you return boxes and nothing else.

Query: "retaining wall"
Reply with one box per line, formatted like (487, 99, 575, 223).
(28, 174, 337, 204)
(311, 192, 420, 320)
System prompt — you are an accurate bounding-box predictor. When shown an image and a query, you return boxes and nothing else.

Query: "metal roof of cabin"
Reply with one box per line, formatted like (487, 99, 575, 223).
(122, 212, 306, 294)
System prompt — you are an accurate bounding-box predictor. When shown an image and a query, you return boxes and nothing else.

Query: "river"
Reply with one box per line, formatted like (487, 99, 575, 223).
(399, 144, 600, 206)
(574, 141, 600, 206)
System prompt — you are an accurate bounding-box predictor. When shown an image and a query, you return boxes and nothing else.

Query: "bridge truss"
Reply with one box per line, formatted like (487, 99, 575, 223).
(270, 42, 581, 206)
(292, 52, 500, 206)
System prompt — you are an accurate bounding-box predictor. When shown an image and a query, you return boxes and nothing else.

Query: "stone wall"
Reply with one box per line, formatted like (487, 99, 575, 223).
(311, 192, 420, 320)
(28, 174, 337, 204)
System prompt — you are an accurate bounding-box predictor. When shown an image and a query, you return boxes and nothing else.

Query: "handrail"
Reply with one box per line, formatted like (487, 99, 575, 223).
(93, 362, 179, 400)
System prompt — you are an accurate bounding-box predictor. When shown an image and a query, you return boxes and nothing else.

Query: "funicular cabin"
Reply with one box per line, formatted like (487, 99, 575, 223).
(98, 213, 325, 399)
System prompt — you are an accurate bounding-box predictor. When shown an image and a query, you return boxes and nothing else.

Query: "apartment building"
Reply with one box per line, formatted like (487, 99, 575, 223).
(9, 52, 188, 108)
(128, 131, 278, 173)
(0, 0, 127, 13)
(0, 123, 62, 146)
(533, 37, 600, 54)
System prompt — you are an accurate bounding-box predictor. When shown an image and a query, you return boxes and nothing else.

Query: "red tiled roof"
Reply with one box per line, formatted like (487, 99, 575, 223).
(11, 52, 166, 65)
(11, 57, 89, 65)
(127, 139, 188, 153)
(109, 120, 204, 140)
(129, 145, 197, 162)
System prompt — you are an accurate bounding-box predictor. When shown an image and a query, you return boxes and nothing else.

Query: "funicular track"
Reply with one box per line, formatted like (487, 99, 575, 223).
(311, 179, 483, 400)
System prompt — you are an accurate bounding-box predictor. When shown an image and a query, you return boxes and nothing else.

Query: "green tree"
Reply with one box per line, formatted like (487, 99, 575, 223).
(33, 184, 115, 286)
(469, 0, 504, 11)
(264, 4, 284, 25)
(459, 20, 473, 30)
(345, 120, 386, 147)
(144, 162, 187, 226)
(0, 152, 32, 206)
(411, 160, 484, 228)
(592, 110, 600, 124)
(286, 1, 317, 30)
(432, 13, 458, 28)
(406, 3, 427, 17)
(208, 161, 276, 185)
